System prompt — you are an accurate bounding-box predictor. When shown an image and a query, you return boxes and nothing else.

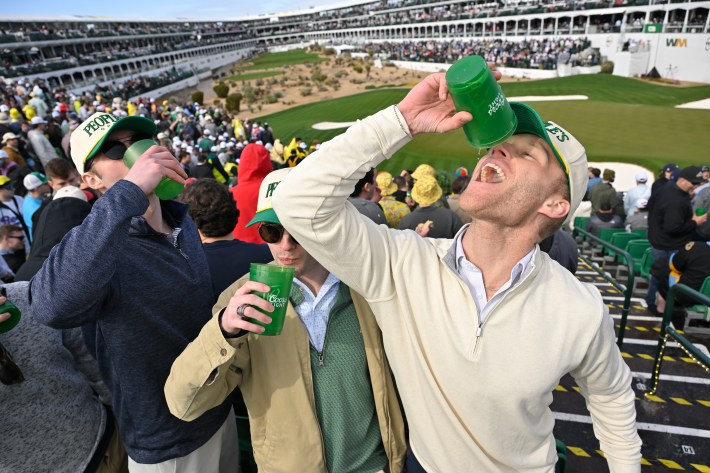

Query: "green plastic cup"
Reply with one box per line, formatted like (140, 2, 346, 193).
(696, 207, 707, 217)
(445, 55, 517, 148)
(124, 139, 184, 200)
(248, 263, 295, 336)
(0, 301, 21, 334)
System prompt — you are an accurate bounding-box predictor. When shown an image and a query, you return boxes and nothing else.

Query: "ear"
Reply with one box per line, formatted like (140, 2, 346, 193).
(538, 195, 570, 220)
(82, 171, 103, 191)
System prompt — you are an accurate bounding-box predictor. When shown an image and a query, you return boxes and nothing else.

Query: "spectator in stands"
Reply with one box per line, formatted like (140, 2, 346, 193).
(27, 116, 59, 169)
(272, 74, 642, 472)
(539, 229, 579, 274)
(392, 175, 409, 204)
(257, 122, 274, 145)
(624, 171, 651, 218)
(165, 168, 407, 473)
(692, 165, 710, 206)
(398, 175, 463, 238)
(585, 166, 601, 198)
(626, 198, 649, 231)
(28, 90, 48, 119)
(179, 178, 272, 298)
(0, 176, 30, 250)
(589, 168, 623, 217)
(448, 175, 473, 224)
(646, 166, 707, 314)
(651, 163, 679, 196)
(21, 171, 50, 237)
(654, 241, 710, 318)
(0, 150, 29, 197)
(587, 201, 624, 236)
(349, 168, 387, 225)
(0, 224, 26, 273)
(232, 143, 273, 243)
(0, 282, 128, 473)
(188, 150, 217, 180)
(375, 170, 410, 228)
(31, 158, 82, 231)
(30, 112, 238, 473)
(2, 132, 28, 167)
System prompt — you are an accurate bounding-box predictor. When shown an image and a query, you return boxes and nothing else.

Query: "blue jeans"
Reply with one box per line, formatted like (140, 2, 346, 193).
(646, 247, 674, 308)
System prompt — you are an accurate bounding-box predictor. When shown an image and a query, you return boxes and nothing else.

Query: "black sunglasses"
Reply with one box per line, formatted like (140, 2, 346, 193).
(97, 133, 155, 161)
(0, 341, 24, 385)
(258, 223, 298, 245)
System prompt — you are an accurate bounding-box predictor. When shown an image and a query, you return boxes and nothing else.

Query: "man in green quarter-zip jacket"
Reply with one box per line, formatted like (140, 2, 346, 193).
(165, 168, 406, 473)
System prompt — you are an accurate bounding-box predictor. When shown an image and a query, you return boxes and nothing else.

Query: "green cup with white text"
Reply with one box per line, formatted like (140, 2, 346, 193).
(696, 207, 707, 217)
(124, 139, 184, 200)
(248, 263, 295, 336)
(445, 55, 517, 149)
(0, 301, 21, 334)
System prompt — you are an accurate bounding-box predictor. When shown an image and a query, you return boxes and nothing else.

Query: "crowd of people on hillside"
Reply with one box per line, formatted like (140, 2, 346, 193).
(0, 63, 706, 473)
(358, 37, 598, 69)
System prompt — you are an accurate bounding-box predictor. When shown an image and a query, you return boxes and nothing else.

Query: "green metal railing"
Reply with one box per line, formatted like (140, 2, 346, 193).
(645, 284, 710, 396)
(573, 227, 635, 348)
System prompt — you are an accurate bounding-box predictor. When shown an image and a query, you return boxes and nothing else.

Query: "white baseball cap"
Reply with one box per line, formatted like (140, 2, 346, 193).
(23, 172, 48, 191)
(30, 116, 47, 125)
(635, 172, 648, 183)
(246, 168, 292, 227)
(53, 185, 88, 202)
(69, 112, 156, 174)
(510, 102, 588, 224)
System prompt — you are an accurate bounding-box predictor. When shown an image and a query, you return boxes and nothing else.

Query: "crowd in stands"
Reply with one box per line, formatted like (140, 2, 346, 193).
(358, 37, 598, 69)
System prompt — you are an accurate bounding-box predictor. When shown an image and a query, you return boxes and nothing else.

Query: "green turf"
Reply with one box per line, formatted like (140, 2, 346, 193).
(239, 49, 327, 71)
(224, 71, 284, 81)
(254, 74, 710, 175)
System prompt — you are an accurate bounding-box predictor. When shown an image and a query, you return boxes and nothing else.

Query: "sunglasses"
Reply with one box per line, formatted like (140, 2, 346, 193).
(258, 223, 298, 245)
(99, 133, 154, 160)
(0, 341, 24, 385)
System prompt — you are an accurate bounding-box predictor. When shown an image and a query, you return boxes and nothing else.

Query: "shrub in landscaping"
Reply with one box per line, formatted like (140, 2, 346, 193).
(191, 91, 204, 105)
(600, 61, 614, 74)
(213, 82, 230, 99)
(225, 93, 242, 113)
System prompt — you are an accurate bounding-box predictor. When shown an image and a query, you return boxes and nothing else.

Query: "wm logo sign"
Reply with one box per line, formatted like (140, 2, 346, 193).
(666, 38, 688, 47)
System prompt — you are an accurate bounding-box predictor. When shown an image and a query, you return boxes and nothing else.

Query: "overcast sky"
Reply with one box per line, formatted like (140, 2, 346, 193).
(2, 0, 350, 20)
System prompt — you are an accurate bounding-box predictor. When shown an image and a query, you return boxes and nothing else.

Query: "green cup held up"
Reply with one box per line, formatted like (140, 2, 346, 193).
(445, 55, 517, 149)
(124, 139, 184, 200)
(248, 263, 295, 336)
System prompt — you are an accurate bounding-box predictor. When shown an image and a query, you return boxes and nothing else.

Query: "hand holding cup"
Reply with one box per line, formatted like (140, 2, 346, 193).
(221, 282, 274, 336)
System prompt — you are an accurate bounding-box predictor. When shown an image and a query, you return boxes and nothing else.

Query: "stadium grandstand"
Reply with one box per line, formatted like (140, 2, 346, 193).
(1, 0, 709, 95)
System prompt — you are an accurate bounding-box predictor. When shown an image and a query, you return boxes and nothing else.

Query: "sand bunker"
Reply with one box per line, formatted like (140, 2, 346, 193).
(675, 98, 710, 110)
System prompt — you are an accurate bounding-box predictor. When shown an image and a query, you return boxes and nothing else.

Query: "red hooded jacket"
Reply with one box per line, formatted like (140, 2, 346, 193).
(232, 143, 273, 243)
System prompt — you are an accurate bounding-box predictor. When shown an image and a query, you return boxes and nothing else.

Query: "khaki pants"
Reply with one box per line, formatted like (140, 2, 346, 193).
(95, 415, 128, 473)
(127, 410, 239, 473)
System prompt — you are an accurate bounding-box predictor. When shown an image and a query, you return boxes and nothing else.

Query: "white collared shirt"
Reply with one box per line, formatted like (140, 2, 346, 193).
(292, 273, 341, 352)
(454, 230, 534, 323)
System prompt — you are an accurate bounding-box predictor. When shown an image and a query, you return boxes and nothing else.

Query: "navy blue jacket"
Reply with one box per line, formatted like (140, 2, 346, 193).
(30, 179, 231, 463)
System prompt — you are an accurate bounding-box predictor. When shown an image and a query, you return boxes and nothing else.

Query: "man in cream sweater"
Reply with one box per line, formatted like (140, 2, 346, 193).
(272, 73, 642, 472)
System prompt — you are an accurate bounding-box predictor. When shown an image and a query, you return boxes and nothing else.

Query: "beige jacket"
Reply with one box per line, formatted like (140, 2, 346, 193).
(165, 275, 407, 473)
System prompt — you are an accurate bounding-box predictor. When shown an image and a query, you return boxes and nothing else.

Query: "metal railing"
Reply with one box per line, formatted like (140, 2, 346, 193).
(645, 284, 710, 395)
(573, 227, 635, 348)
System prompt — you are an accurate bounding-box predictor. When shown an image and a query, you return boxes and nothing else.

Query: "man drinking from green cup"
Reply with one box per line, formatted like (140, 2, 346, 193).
(271, 71, 642, 472)
(165, 168, 407, 473)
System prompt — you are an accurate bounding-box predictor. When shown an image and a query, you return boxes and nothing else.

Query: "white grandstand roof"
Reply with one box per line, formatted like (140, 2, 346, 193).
(0, 0, 378, 22)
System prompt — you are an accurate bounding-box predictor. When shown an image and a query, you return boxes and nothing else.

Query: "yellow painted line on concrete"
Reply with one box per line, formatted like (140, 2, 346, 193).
(572, 386, 581, 394)
(596, 450, 605, 458)
(641, 458, 652, 466)
(638, 353, 654, 360)
(670, 397, 693, 405)
(681, 357, 696, 363)
(567, 446, 591, 457)
(555, 385, 568, 392)
(663, 356, 676, 362)
(653, 327, 661, 332)
(691, 464, 710, 473)
(698, 400, 710, 407)
(621, 352, 634, 358)
(636, 326, 649, 331)
(658, 458, 685, 469)
(645, 395, 666, 403)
